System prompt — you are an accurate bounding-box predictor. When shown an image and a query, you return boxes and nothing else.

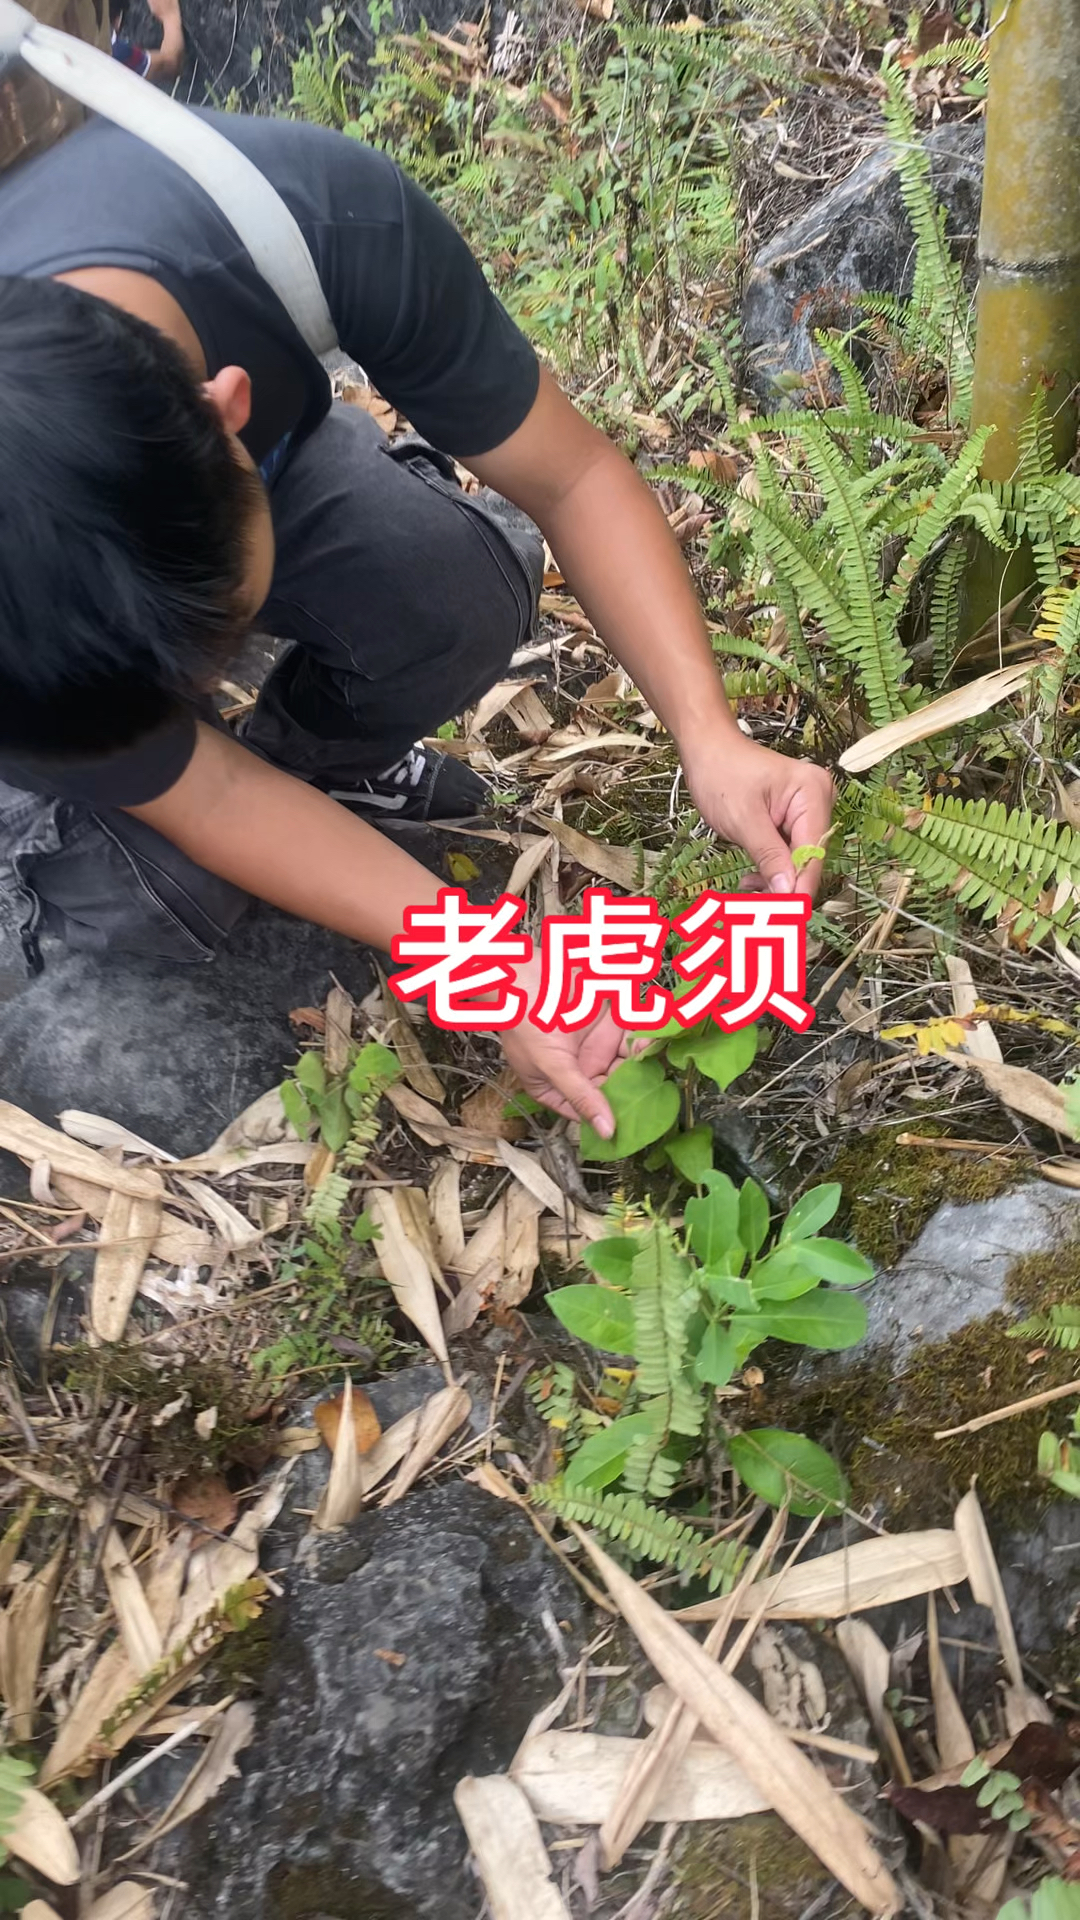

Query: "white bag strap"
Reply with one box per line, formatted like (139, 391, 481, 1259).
(0, 0, 339, 355)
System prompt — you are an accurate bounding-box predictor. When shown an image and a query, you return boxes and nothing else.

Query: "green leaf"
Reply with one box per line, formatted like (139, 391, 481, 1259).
(695, 1321, 740, 1387)
(788, 1238, 874, 1286)
(349, 1041, 399, 1091)
(685, 1170, 739, 1264)
(960, 1757, 990, 1786)
(665, 1125, 714, 1185)
(548, 1283, 635, 1353)
(351, 1210, 377, 1245)
(750, 1288, 868, 1351)
(780, 1183, 842, 1243)
(579, 1055, 681, 1162)
(727, 1428, 849, 1517)
(750, 1246, 823, 1302)
(565, 1412, 661, 1490)
(319, 1086, 352, 1153)
(791, 843, 826, 870)
(295, 1050, 327, 1097)
(739, 1179, 770, 1258)
(0, 1875, 33, 1913)
(582, 1237, 638, 1286)
(667, 1023, 758, 1089)
(704, 1271, 756, 1311)
(279, 1079, 312, 1138)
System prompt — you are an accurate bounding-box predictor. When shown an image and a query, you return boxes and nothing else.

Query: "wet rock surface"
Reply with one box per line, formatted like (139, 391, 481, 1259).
(741, 121, 984, 398)
(169, 1479, 579, 1920)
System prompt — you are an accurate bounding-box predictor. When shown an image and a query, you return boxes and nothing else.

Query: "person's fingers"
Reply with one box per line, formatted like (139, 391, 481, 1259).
(578, 1007, 625, 1080)
(542, 1055, 616, 1137)
(736, 807, 796, 895)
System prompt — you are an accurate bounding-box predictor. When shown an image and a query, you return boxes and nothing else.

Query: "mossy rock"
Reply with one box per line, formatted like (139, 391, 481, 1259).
(768, 1304, 1080, 1526)
(829, 1126, 1027, 1268)
(671, 1815, 847, 1920)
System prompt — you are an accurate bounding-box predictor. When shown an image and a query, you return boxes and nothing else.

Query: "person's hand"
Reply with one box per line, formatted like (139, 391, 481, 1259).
(146, 0, 180, 23)
(499, 955, 623, 1136)
(683, 734, 835, 899)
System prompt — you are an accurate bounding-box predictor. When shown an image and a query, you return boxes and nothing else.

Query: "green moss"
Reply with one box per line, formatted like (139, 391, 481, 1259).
(829, 1126, 1029, 1268)
(672, 1816, 843, 1920)
(210, 1606, 274, 1691)
(770, 1313, 1080, 1527)
(59, 1348, 271, 1477)
(267, 1864, 419, 1919)
(1007, 1242, 1080, 1314)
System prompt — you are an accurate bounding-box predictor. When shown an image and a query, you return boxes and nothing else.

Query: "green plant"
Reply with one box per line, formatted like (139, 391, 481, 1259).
(577, 1012, 759, 1168)
(0, 1752, 36, 1911)
(1036, 1407, 1080, 1498)
(960, 1755, 1031, 1832)
(999, 1883, 1080, 1920)
(536, 1170, 871, 1575)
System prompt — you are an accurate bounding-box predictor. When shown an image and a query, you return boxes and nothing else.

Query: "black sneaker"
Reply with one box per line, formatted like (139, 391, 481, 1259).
(325, 744, 491, 822)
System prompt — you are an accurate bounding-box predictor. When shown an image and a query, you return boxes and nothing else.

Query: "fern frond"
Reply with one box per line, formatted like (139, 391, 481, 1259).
(630, 1226, 703, 1439)
(304, 1170, 352, 1236)
(1035, 583, 1080, 712)
(867, 789, 1080, 947)
(930, 538, 967, 683)
(534, 1480, 746, 1589)
(1009, 1306, 1080, 1352)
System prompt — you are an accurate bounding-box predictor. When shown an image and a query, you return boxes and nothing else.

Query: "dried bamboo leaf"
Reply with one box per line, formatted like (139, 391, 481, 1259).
(498, 1187, 542, 1307)
(573, 1529, 902, 1915)
(203, 1085, 296, 1157)
(428, 1159, 465, 1267)
(92, 1178, 165, 1343)
(4, 1785, 81, 1884)
(529, 813, 658, 888)
(838, 661, 1038, 773)
(927, 1595, 973, 1770)
(954, 1488, 1048, 1728)
(356, 1404, 424, 1496)
(313, 1377, 370, 1531)
(51, 1174, 212, 1271)
(454, 1775, 571, 1920)
(130, 1701, 255, 1852)
(174, 1177, 261, 1250)
(85, 1883, 156, 1919)
(495, 1140, 568, 1217)
(1, 1541, 65, 1738)
(506, 834, 556, 898)
(0, 1100, 162, 1200)
(89, 1504, 163, 1673)
(22, 1904, 64, 1919)
(944, 956, 1003, 1064)
(512, 1731, 768, 1825)
(836, 1618, 911, 1785)
(471, 678, 535, 736)
(368, 1188, 452, 1376)
(323, 984, 355, 1076)
(58, 1111, 173, 1159)
(378, 969, 445, 1101)
(379, 1385, 471, 1507)
(395, 1187, 448, 1296)
(943, 1054, 1072, 1138)
(384, 1084, 501, 1162)
(678, 1529, 966, 1622)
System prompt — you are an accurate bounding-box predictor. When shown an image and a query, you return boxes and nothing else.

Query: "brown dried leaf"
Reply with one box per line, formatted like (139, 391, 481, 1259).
(85, 1885, 157, 1919)
(460, 1083, 527, 1142)
(0, 1100, 162, 1200)
(944, 1055, 1073, 1139)
(513, 1730, 768, 1825)
(377, 969, 445, 1102)
(428, 1158, 466, 1269)
(836, 1618, 911, 1785)
(688, 449, 739, 485)
(170, 1473, 241, 1540)
(342, 383, 397, 434)
(313, 1388, 382, 1457)
(129, 1701, 256, 1853)
(839, 661, 1037, 773)
(323, 983, 355, 1076)
(678, 1528, 967, 1622)
(528, 813, 658, 890)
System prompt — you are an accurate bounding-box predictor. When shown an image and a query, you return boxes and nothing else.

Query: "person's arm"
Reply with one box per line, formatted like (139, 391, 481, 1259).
(143, 0, 184, 84)
(125, 724, 619, 1132)
(471, 371, 835, 896)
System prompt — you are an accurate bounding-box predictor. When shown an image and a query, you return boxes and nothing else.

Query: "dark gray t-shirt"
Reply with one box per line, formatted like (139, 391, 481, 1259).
(0, 110, 540, 805)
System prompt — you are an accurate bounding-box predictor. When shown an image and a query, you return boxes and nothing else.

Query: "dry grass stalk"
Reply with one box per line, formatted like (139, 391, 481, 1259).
(454, 1774, 571, 1920)
(571, 1528, 902, 1915)
(313, 1377, 371, 1531)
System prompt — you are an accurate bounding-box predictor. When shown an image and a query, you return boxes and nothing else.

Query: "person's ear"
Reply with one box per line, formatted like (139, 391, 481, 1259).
(203, 366, 252, 437)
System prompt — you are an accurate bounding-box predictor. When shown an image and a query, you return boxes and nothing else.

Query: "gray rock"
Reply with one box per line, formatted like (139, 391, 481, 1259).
(861, 1181, 1080, 1354)
(170, 1482, 580, 1920)
(741, 122, 984, 399)
(0, 906, 376, 1161)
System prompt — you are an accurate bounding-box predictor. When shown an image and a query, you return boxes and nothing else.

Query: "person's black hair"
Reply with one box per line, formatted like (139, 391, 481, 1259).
(0, 276, 262, 762)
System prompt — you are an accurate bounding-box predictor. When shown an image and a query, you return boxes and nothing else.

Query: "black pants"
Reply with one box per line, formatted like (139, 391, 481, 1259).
(0, 405, 544, 965)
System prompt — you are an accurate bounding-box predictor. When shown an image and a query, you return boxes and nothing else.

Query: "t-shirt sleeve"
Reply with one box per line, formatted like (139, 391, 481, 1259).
(0, 711, 198, 809)
(315, 149, 540, 459)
